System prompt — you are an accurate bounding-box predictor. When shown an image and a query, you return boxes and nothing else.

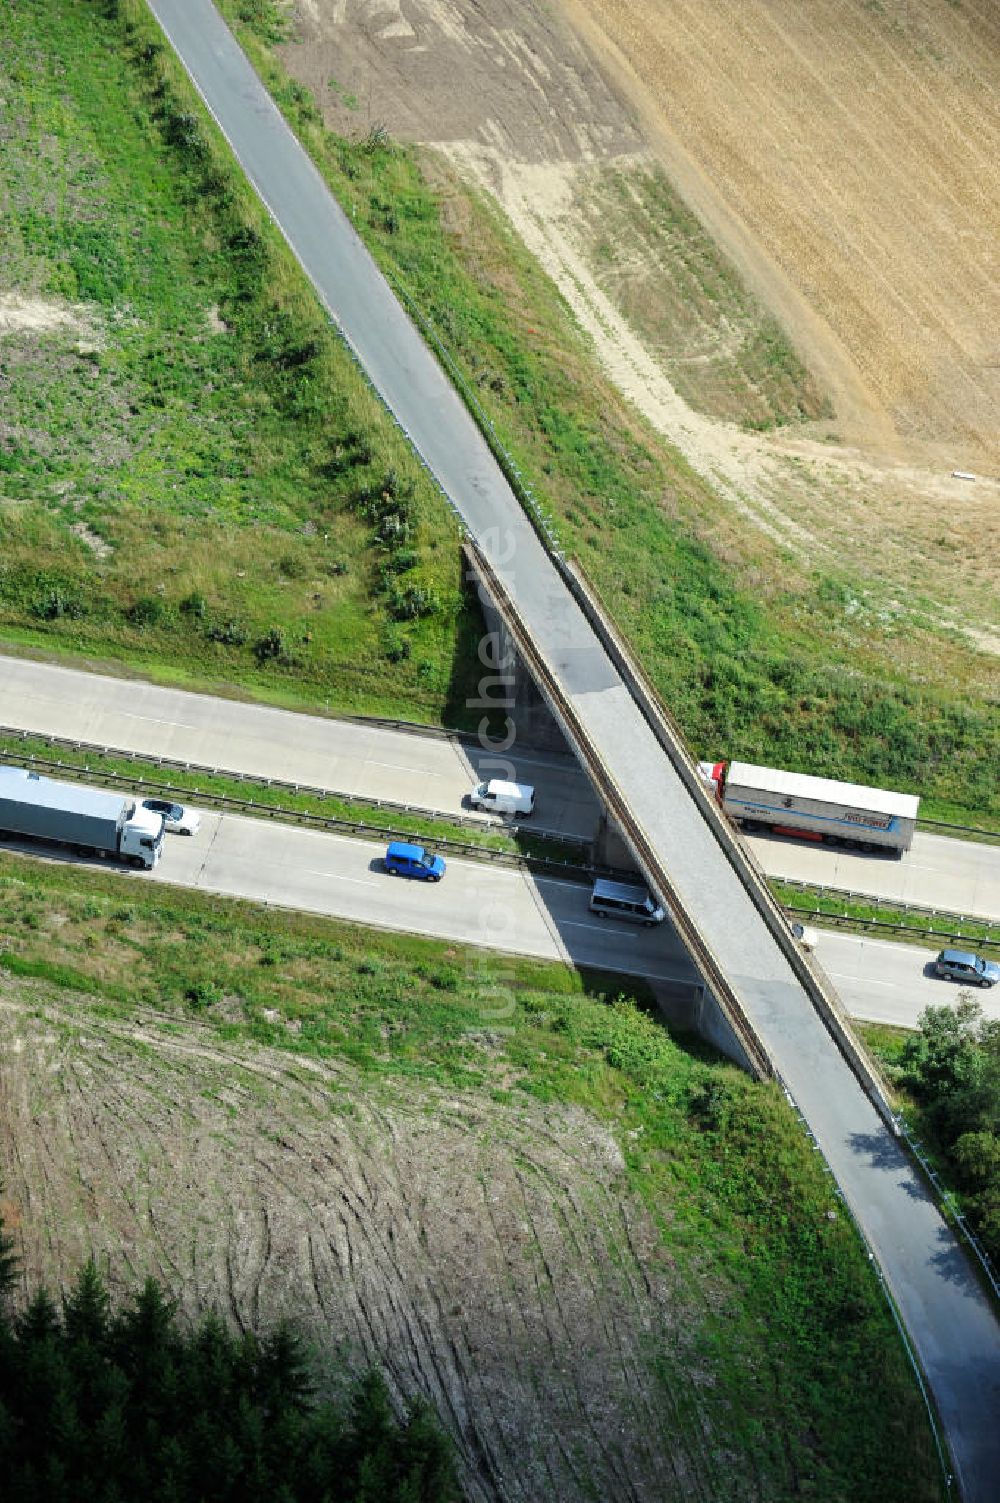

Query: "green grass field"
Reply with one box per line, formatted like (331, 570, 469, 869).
(0, 0, 482, 724)
(0, 852, 947, 1501)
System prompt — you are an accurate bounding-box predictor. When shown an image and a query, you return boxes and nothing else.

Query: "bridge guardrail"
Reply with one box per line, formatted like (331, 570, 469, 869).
(547, 552, 898, 1128)
(465, 540, 773, 1080)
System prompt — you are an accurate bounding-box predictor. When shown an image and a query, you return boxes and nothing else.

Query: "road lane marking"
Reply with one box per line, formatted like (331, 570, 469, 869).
(825, 971, 897, 989)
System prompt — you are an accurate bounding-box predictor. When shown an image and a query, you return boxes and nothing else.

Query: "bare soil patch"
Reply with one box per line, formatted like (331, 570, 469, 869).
(0, 980, 711, 1503)
(0, 295, 92, 337)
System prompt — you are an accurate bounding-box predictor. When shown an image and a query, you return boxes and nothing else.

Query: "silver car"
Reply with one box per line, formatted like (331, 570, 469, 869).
(933, 949, 999, 989)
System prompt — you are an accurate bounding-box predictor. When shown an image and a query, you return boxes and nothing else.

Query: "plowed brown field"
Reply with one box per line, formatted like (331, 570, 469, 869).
(561, 0, 1000, 464)
(282, 0, 1000, 659)
(0, 979, 713, 1503)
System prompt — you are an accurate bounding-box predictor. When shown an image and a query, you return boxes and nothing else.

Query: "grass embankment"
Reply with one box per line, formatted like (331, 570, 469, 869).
(2, 2, 997, 825)
(0, 730, 587, 869)
(0, 852, 946, 1500)
(0, 0, 481, 723)
(219, 2, 1000, 829)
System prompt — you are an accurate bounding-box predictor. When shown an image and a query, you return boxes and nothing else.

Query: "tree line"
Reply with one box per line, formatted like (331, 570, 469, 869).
(897, 997, 1000, 1263)
(0, 1215, 461, 1503)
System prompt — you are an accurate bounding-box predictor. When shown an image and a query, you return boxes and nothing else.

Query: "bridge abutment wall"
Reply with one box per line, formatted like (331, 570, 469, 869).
(472, 590, 573, 756)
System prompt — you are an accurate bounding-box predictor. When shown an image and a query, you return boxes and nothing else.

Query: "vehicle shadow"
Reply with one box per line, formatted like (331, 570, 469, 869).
(755, 828, 903, 861)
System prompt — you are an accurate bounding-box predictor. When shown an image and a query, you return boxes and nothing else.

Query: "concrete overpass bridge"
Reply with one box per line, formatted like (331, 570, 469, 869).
(142, 2, 1000, 1492)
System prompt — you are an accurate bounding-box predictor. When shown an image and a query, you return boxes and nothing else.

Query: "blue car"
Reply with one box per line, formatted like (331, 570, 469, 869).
(384, 841, 445, 882)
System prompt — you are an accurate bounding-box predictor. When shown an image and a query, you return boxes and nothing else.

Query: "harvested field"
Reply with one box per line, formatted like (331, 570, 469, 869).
(0, 985, 687, 1503)
(276, 0, 1000, 669)
(561, 0, 1000, 466)
(0, 973, 867, 1503)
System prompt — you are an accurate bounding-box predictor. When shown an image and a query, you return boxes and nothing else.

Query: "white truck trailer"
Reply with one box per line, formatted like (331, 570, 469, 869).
(0, 766, 165, 869)
(698, 760, 919, 854)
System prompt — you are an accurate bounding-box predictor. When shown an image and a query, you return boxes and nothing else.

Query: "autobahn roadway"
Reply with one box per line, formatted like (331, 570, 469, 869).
(0, 815, 699, 986)
(2, 809, 992, 1035)
(2, 653, 998, 922)
(817, 930, 1000, 1029)
(45, 3, 1000, 1493)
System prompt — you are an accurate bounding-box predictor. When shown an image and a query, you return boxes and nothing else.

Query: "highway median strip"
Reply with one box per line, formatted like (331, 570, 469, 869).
(6, 728, 997, 952)
(775, 880, 1000, 953)
(0, 728, 610, 882)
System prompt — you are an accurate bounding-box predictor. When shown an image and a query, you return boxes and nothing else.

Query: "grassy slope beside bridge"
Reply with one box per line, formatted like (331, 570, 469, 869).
(0, 853, 946, 1503)
(0, 0, 996, 827)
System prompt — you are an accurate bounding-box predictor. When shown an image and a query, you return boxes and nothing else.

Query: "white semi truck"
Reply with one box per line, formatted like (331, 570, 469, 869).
(0, 766, 165, 869)
(698, 760, 919, 854)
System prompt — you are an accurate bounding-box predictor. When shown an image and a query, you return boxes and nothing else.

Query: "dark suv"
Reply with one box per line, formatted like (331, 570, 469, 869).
(933, 949, 999, 989)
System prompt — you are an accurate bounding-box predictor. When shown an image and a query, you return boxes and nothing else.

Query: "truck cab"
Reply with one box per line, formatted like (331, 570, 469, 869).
(122, 803, 165, 868)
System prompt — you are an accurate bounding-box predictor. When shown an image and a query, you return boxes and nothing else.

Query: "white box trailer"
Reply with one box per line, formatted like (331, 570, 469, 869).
(0, 766, 165, 869)
(699, 760, 919, 854)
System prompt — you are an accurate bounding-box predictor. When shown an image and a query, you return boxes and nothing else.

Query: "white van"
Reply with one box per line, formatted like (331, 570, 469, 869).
(469, 779, 535, 816)
(590, 878, 665, 926)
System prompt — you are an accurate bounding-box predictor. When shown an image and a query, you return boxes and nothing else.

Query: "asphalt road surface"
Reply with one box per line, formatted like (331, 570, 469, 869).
(1, 811, 984, 1030)
(0, 814, 698, 984)
(746, 828, 1000, 925)
(0, 655, 600, 841)
(814, 931, 1000, 1028)
(44, 4, 1000, 1493)
(3, 653, 998, 919)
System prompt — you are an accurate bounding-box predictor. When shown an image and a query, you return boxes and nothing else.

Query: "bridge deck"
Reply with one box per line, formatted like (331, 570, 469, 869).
(146, 3, 1000, 1493)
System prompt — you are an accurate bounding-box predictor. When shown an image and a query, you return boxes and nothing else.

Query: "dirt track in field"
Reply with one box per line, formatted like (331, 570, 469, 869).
(281, 0, 1000, 656)
(561, 0, 1000, 466)
(0, 980, 728, 1503)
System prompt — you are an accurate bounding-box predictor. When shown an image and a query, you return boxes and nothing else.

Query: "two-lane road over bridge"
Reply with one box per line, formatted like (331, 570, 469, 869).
(120, 3, 1000, 1491)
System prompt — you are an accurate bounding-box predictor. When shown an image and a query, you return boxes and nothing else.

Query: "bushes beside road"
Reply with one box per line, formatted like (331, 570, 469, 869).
(881, 999, 1000, 1268)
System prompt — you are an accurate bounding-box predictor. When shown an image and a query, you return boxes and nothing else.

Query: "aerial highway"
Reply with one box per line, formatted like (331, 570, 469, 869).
(35, 2, 1000, 1493)
(0, 813, 699, 985)
(813, 931, 1000, 1029)
(2, 653, 998, 921)
(0, 810, 986, 1033)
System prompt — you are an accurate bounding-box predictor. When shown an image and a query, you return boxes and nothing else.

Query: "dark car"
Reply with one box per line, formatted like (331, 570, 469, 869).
(384, 841, 445, 882)
(933, 949, 999, 989)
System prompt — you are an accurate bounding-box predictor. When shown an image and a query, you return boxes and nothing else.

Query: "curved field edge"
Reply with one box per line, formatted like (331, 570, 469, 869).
(0, 851, 944, 1502)
(562, 0, 1000, 467)
(565, 159, 831, 432)
(0, 0, 482, 725)
(214, 1, 998, 824)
